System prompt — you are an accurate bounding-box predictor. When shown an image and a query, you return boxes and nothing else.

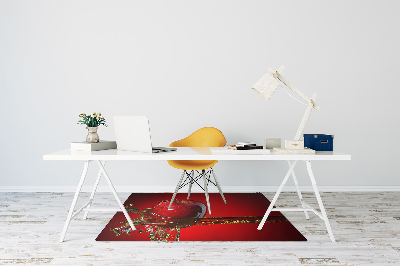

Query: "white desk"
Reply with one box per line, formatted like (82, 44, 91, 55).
(43, 147, 351, 242)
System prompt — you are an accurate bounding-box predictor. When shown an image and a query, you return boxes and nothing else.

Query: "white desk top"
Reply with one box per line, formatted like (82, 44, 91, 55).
(43, 147, 351, 161)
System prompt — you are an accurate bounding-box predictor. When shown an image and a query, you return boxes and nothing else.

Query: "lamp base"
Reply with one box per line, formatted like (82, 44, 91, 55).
(273, 147, 315, 154)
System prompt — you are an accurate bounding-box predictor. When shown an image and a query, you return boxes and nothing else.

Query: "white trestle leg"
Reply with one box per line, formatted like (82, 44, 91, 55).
(257, 160, 297, 230)
(59, 160, 90, 242)
(168, 170, 186, 210)
(83, 161, 105, 219)
(257, 160, 336, 242)
(288, 160, 309, 220)
(203, 170, 211, 214)
(306, 160, 336, 242)
(96, 161, 136, 232)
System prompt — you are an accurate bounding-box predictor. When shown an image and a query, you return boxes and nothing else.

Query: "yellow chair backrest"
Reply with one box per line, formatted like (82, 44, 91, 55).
(170, 127, 226, 148)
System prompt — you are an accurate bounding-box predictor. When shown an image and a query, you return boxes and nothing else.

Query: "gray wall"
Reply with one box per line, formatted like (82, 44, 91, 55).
(1, 0, 399, 190)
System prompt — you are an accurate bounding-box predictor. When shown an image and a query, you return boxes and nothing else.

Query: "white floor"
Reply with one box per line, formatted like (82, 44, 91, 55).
(0, 191, 399, 265)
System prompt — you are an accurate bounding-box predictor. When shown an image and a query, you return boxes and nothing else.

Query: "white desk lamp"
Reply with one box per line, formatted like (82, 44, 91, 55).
(252, 66, 319, 154)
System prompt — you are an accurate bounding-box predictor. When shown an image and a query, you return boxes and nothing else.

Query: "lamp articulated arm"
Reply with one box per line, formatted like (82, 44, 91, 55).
(268, 66, 320, 111)
(294, 93, 317, 141)
(267, 66, 320, 141)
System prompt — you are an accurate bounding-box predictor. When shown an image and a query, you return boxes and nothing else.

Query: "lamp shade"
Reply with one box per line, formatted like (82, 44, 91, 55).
(251, 73, 280, 101)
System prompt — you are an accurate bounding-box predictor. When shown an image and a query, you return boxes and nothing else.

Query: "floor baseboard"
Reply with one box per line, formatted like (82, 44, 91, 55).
(1, 186, 400, 192)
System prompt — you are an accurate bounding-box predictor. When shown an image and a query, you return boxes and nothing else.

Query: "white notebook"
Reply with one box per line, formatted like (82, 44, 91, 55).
(70, 140, 117, 151)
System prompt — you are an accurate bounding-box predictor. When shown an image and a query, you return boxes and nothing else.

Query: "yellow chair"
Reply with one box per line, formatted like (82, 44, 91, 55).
(168, 127, 227, 214)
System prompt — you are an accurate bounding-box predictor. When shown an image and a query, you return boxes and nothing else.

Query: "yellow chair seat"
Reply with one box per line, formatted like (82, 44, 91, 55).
(168, 160, 218, 171)
(167, 127, 226, 170)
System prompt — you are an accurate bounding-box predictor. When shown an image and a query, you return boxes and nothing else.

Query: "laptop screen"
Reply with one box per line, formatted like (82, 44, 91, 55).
(113, 116, 153, 153)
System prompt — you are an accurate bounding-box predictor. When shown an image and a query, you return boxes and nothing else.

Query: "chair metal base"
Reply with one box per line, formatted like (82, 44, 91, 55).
(168, 168, 226, 214)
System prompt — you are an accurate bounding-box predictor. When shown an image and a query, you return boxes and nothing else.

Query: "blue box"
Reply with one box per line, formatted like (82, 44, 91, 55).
(304, 134, 334, 151)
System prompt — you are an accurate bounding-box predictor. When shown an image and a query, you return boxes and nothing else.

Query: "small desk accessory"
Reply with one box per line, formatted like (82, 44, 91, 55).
(212, 142, 270, 154)
(227, 142, 263, 150)
(252, 66, 319, 154)
(265, 138, 281, 149)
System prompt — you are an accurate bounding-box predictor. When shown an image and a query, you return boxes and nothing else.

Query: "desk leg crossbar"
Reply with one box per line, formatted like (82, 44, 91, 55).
(59, 160, 136, 242)
(257, 160, 336, 242)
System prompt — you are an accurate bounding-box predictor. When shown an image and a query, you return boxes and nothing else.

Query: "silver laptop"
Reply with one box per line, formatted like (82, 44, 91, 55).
(113, 116, 176, 153)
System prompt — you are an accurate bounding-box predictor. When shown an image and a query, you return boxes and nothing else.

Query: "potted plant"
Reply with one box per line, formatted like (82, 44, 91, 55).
(77, 112, 107, 143)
